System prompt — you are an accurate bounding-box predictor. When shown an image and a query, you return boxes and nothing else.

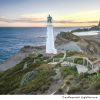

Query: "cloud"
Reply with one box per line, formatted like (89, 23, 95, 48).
(53, 20, 98, 24)
(0, 16, 46, 23)
(0, 14, 99, 27)
(0, 16, 8, 21)
(0, 16, 98, 24)
(0, 16, 6, 19)
(1, 10, 100, 25)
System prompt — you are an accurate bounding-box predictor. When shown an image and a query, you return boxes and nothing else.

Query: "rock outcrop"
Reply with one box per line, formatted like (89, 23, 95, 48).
(55, 32, 100, 56)
(55, 32, 80, 46)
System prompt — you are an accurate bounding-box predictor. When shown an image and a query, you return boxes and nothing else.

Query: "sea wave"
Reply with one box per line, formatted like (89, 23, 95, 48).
(73, 31, 99, 36)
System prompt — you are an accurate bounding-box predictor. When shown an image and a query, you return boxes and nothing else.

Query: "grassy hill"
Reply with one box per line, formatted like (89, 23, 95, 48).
(0, 51, 100, 95)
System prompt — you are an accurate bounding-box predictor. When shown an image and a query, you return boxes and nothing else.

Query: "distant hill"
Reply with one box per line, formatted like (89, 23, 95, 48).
(71, 23, 100, 33)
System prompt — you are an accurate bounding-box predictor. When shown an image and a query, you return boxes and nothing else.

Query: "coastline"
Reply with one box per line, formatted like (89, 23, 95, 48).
(0, 26, 100, 71)
(0, 28, 100, 95)
(0, 45, 45, 71)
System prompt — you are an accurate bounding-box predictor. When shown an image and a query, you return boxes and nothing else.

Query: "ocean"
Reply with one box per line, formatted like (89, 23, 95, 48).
(0, 27, 80, 61)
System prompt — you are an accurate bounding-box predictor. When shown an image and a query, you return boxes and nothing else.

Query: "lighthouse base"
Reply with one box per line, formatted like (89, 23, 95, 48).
(46, 48, 57, 54)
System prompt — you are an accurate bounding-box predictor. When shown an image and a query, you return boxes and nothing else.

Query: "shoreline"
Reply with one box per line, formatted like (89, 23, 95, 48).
(73, 31, 99, 36)
(0, 26, 100, 71)
(0, 45, 45, 71)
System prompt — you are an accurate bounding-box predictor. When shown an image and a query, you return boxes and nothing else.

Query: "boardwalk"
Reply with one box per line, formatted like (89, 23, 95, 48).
(48, 51, 100, 74)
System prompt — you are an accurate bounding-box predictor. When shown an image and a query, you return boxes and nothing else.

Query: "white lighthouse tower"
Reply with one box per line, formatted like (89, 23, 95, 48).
(46, 15, 57, 54)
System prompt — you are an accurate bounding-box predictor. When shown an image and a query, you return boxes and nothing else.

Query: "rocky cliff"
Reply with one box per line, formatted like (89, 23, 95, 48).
(55, 31, 100, 56)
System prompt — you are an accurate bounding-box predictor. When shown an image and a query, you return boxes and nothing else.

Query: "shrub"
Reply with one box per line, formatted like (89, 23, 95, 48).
(66, 51, 84, 57)
(54, 53, 64, 58)
(46, 57, 53, 63)
(65, 80, 71, 85)
(17, 64, 55, 94)
(61, 66, 77, 78)
(66, 58, 73, 62)
(68, 85, 81, 94)
(37, 54, 43, 58)
(93, 81, 100, 90)
(88, 74, 100, 82)
(67, 75, 74, 81)
(0, 54, 53, 94)
(20, 71, 36, 86)
(74, 58, 83, 65)
(55, 63, 61, 68)
(78, 73, 89, 80)
(55, 88, 63, 94)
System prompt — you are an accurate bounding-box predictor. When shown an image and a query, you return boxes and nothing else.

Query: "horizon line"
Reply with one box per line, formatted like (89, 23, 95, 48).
(0, 25, 95, 28)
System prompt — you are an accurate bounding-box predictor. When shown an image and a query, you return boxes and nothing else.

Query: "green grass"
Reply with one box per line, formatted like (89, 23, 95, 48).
(15, 64, 55, 94)
(60, 66, 77, 78)
(64, 57, 74, 62)
(88, 74, 100, 82)
(54, 53, 64, 58)
(93, 81, 100, 90)
(74, 58, 83, 65)
(66, 51, 85, 57)
(0, 54, 54, 94)
(0, 51, 100, 94)
(68, 85, 81, 94)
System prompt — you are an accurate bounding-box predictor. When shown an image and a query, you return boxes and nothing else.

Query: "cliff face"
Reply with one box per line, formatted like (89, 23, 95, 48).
(55, 32, 100, 56)
(55, 32, 80, 46)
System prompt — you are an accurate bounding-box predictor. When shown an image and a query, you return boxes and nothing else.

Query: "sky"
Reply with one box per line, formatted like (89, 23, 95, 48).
(0, 0, 100, 27)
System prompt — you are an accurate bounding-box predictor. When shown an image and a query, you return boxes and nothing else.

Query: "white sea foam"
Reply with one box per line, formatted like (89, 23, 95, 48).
(73, 31, 99, 36)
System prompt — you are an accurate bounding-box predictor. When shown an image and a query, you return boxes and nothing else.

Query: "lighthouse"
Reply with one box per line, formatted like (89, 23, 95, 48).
(46, 15, 57, 54)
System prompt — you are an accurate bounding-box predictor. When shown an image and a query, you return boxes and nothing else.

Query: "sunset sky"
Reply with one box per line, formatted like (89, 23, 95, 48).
(0, 0, 100, 27)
